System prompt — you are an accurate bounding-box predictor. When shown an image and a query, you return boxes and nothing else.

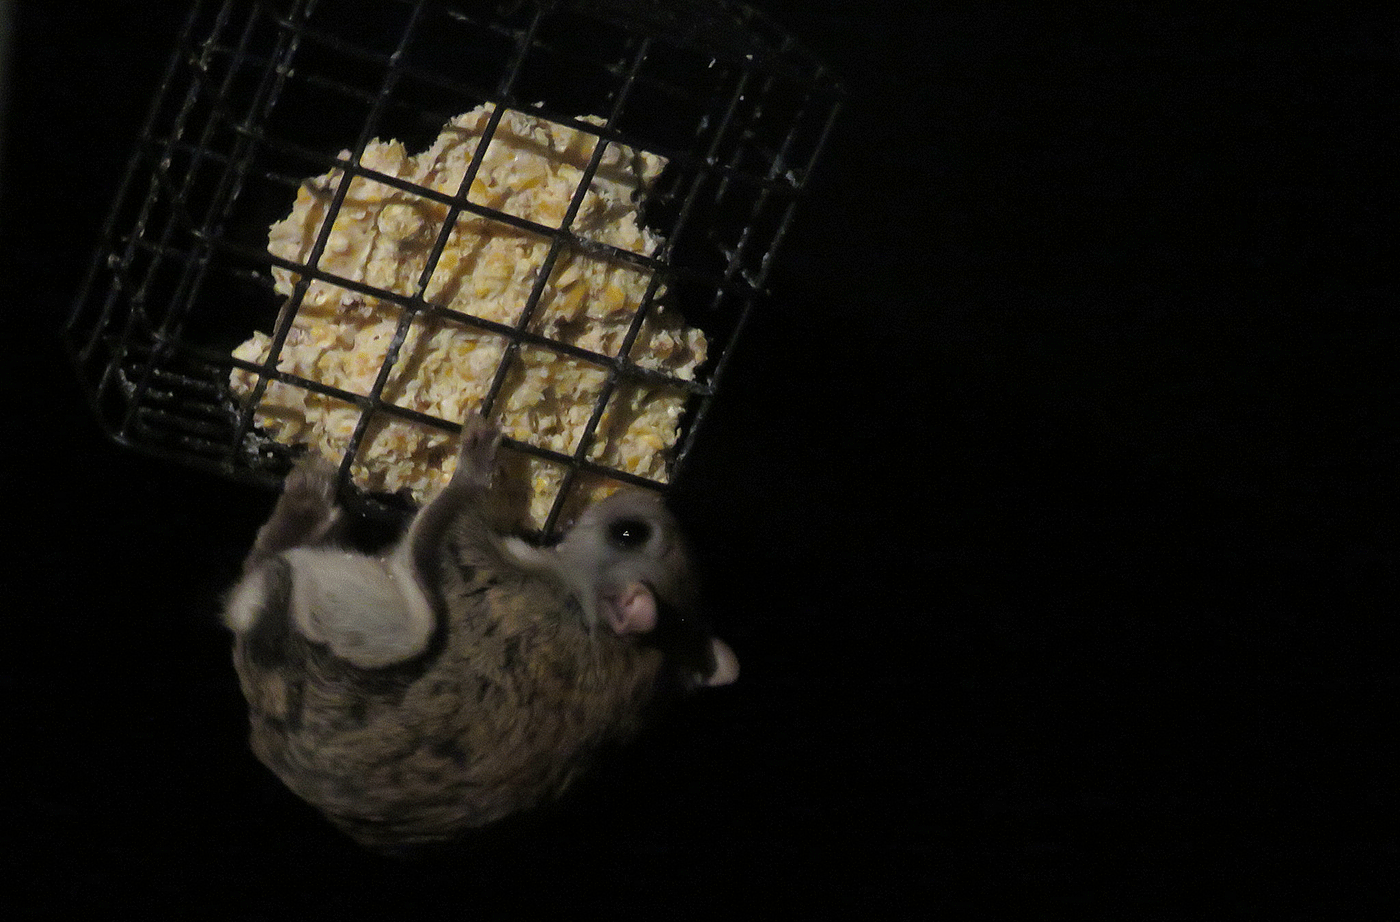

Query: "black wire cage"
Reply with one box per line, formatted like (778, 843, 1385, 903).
(65, 0, 842, 536)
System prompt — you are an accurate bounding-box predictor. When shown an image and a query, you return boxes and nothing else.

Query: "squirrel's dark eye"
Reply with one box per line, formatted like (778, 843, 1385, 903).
(607, 518, 651, 549)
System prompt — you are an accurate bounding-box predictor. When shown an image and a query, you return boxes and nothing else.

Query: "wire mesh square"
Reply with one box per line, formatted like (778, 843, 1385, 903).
(65, 0, 843, 536)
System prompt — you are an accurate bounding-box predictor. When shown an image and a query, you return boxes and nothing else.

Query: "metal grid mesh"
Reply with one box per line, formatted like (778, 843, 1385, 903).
(65, 0, 842, 535)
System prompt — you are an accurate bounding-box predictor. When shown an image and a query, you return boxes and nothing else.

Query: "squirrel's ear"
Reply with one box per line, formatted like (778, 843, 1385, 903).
(700, 637, 739, 687)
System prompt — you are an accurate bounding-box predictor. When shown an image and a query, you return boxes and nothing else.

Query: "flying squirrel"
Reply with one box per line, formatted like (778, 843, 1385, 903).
(223, 412, 737, 851)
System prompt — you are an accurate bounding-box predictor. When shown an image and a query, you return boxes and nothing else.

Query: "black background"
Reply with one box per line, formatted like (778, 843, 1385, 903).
(3, 2, 1394, 918)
